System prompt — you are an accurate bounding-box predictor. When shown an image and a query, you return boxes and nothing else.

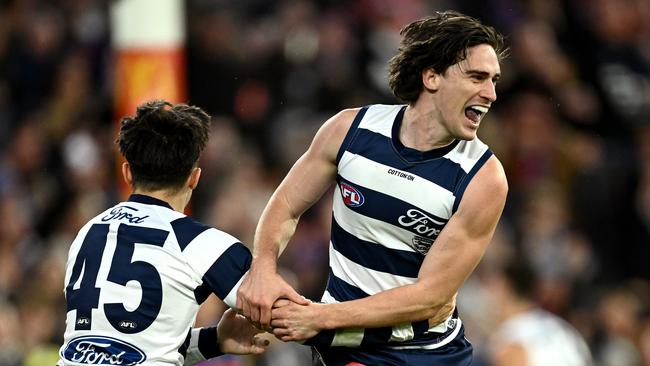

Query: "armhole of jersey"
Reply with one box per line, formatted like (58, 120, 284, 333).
(335, 106, 369, 165)
(452, 149, 493, 213)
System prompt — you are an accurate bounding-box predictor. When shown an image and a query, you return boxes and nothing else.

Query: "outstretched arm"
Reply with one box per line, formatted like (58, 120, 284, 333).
(271, 155, 508, 341)
(236, 109, 358, 330)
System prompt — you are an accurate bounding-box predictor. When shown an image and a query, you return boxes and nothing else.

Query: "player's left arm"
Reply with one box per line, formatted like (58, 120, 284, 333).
(183, 308, 269, 365)
(271, 155, 507, 340)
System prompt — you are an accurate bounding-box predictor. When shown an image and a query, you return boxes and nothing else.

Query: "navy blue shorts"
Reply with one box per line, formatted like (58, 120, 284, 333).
(313, 325, 473, 366)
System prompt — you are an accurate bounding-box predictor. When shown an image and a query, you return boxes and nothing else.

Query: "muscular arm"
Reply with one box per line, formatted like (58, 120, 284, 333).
(272, 155, 508, 338)
(237, 109, 358, 329)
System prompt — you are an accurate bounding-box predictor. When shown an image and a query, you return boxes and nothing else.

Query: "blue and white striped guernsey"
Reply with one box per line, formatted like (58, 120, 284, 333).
(58, 194, 251, 365)
(306, 104, 492, 350)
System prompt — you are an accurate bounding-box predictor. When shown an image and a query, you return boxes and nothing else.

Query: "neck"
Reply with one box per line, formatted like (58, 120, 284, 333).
(401, 104, 454, 151)
(132, 188, 189, 212)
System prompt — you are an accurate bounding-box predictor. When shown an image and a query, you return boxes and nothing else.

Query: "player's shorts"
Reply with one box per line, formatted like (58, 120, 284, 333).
(312, 324, 472, 366)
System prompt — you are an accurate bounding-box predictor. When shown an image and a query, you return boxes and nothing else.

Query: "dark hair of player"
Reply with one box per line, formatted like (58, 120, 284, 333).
(388, 10, 508, 103)
(116, 100, 211, 192)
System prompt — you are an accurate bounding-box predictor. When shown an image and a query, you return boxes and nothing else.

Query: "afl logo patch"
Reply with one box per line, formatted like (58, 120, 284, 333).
(340, 183, 365, 207)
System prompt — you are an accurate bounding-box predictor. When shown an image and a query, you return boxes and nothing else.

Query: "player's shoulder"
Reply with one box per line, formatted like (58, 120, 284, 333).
(327, 104, 402, 126)
(318, 104, 398, 142)
(170, 215, 241, 251)
(481, 154, 508, 191)
(324, 107, 362, 132)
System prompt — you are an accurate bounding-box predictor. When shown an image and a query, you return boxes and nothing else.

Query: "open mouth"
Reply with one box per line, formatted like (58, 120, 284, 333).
(464, 105, 489, 123)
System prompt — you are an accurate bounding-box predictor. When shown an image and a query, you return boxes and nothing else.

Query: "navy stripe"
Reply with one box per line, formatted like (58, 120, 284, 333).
(325, 269, 370, 301)
(346, 128, 466, 193)
(203, 243, 251, 300)
(412, 319, 429, 335)
(178, 328, 191, 358)
(128, 194, 173, 209)
(171, 216, 211, 251)
(361, 327, 392, 346)
(193, 284, 211, 304)
(331, 218, 424, 278)
(337, 176, 447, 233)
(198, 327, 223, 358)
(335, 106, 369, 164)
(452, 149, 493, 212)
(402, 322, 458, 345)
(304, 329, 335, 347)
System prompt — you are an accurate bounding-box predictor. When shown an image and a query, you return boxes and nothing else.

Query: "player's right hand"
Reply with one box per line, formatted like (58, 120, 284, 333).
(236, 263, 309, 330)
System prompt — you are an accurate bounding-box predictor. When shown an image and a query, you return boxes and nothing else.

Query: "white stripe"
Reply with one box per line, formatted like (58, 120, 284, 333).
(443, 139, 489, 173)
(329, 244, 416, 296)
(339, 151, 455, 218)
(223, 272, 246, 309)
(332, 186, 417, 252)
(357, 104, 404, 137)
(319, 290, 367, 347)
(390, 324, 415, 342)
(320, 290, 339, 304)
(332, 328, 365, 347)
(183, 328, 206, 365)
(389, 318, 463, 350)
(182, 229, 239, 279)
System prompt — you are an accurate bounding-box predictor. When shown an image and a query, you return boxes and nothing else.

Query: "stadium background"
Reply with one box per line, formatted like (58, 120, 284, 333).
(0, 0, 649, 365)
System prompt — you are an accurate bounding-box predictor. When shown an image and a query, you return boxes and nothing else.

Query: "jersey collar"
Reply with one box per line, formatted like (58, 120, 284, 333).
(128, 194, 173, 209)
(392, 105, 460, 162)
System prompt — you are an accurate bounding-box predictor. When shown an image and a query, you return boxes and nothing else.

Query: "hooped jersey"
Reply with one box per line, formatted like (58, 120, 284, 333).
(309, 104, 492, 349)
(58, 194, 251, 366)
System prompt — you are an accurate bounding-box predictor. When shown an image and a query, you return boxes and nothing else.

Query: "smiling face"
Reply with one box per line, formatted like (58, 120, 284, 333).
(425, 44, 501, 141)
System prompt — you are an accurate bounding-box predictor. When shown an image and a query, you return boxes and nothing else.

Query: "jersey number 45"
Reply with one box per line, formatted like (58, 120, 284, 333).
(65, 223, 169, 334)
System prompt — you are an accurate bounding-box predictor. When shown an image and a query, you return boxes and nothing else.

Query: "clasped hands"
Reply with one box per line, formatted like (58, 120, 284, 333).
(268, 298, 322, 342)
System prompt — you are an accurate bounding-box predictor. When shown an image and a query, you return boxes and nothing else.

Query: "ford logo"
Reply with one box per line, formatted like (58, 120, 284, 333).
(340, 182, 365, 207)
(62, 336, 146, 365)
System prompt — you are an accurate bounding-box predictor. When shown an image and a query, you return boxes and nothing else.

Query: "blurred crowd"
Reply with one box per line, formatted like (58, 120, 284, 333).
(0, 0, 649, 365)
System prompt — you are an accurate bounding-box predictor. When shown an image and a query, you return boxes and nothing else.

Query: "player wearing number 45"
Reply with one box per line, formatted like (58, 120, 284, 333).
(58, 100, 269, 366)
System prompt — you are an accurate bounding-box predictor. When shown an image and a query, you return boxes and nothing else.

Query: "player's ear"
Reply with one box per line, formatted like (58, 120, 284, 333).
(122, 162, 133, 186)
(422, 67, 441, 92)
(187, 167, 201, 190)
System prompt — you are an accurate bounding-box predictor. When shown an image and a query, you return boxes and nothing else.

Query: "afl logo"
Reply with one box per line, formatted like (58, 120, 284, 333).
(340, 183, 364, 207)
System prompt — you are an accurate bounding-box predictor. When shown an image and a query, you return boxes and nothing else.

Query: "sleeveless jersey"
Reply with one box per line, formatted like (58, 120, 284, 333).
(492, 309, 593, 366)
(58, 194, 251, 366)
(312, 104, 492, 349)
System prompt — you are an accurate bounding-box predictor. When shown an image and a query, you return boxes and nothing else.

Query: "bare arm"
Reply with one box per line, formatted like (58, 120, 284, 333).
(236, 109, 359, 329)
(272, 155, 508, 338)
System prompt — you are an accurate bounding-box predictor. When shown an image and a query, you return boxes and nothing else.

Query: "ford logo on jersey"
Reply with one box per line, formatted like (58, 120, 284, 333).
(340, 182, 364, 207)
(62, 336, 146, 365)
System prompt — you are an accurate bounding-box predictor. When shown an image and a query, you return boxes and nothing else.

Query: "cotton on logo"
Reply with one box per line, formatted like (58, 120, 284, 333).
(340, 183, 364, 207)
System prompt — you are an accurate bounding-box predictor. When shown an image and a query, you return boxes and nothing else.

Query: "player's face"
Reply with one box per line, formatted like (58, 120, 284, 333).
(432, 44, 501, 141)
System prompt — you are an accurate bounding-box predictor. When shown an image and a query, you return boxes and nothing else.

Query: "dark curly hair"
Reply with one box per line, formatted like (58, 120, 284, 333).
(388, 10, 508, 103)
(116, 100, 211, 191)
